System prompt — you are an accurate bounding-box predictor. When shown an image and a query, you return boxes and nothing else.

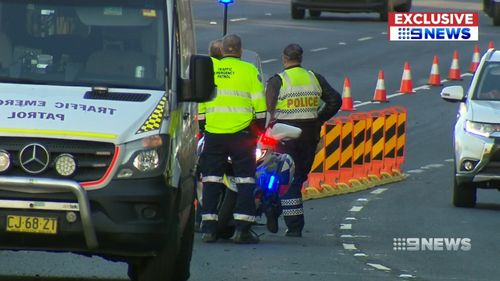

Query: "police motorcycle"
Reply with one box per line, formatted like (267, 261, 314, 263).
(196, 123, 302, 238)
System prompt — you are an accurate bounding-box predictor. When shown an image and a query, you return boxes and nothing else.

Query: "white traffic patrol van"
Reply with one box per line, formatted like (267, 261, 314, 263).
(0, 0, 214, 280)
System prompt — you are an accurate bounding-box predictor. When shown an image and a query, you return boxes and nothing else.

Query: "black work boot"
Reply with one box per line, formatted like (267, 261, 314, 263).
(201, 221, 217, 243)
(201, 232, 217, 243)
(265, 205, 279, 233)
(285, 229, 302, 237)
(233, 229, 260, 244)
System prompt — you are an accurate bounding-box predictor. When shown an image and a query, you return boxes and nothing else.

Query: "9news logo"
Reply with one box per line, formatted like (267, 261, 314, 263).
(388, 12, 479, 41)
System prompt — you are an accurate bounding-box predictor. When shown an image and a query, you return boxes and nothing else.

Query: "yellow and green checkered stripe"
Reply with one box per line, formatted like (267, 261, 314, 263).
(136, 95, 167, 134)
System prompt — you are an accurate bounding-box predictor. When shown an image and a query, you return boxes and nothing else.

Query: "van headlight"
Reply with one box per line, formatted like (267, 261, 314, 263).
(116, 134, 168, 179)
(465, 120, 500, 138)
(133, 149, 160, 171)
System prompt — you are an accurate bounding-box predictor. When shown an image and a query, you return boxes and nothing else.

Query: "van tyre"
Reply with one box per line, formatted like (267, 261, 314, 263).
(453, 179, 477, 208)
(129, 188, 194, 281)
(291, 4, 305, 19)
(379, 0, 394, 21)
(309, 10, 321, 18)
(394, 0, 412, 12)
(493, 2, 500, 26)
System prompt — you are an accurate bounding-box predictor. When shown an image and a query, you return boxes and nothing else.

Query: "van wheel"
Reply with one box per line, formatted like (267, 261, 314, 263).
(309, 10, 321, 18)
(484, 0, 492, 16)
(291, 4, 305, 19)
(394, 0, 411, 12)
(453, 179, 477, 208)
(379, 0, 394, 21)
(493, 2, 500, 26)
(128, 227, 179, 281)
(128, 189, 193, 281)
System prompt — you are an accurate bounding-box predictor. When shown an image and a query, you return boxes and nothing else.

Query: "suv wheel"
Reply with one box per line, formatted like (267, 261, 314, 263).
(493, 2, 500, 26)
(379, 0, 394, 21)
(309, 10, 321, 18)
(291, 4, 305, 19)
(453, 178, 477, 208)
(394, 0, 412, 12)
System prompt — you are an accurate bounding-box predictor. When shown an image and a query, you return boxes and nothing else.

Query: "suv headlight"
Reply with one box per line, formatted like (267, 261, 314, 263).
(465, 120, 500, 138)
(116, 134, 168, 179)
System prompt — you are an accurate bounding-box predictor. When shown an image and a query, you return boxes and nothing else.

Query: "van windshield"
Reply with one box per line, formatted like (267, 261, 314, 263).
(0, 0, 166, 90)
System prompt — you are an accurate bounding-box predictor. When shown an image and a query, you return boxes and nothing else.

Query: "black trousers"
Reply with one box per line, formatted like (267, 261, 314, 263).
(200, 129, 257, 233)
(279, 120, 321, 232)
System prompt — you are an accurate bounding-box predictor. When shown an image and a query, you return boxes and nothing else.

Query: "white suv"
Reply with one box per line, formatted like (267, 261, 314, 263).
(441, 48, 500, 207)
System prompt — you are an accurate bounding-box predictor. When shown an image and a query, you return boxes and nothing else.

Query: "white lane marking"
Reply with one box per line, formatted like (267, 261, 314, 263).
(367, 263, 391, 271)
(381, 31, 388, 35)
(354, 101, 373, 108)
(261, 59, 277, 64)
(338, 42, 347, 45)
(399, 274, 416, 278)
(349, 206, 363, 212)
(341, 234, 371, 238)
(354, 252, 368, 257)
(265, 13, 272, 16)
(209, 21, 217, 25)
(422, 163, 444, 169)
(406, 169, 424, 173)
(340, 223, 352, 230)
(371, 188, 388, 194)
(414, 85, 430, 91)
(462, 73, 473, 77)
(345, 217, 357, 221)
(441, 79, 449, 83)
(343, 243, 357, 250)
(230, 18, 247, 22)
(325, 233, 335, 237)
(358, 36, 373, 41)
(356, 198, 368, 202)
(311, 47, 328, 52)
(445, 159, 454, 162)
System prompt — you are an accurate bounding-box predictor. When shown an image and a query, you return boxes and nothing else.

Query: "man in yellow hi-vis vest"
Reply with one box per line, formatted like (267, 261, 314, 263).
(265, 43, 342, 237)
(199, 34, 266, 244)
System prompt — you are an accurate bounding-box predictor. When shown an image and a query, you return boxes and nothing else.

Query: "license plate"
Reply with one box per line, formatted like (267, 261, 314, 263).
(6, 215, 57, 234)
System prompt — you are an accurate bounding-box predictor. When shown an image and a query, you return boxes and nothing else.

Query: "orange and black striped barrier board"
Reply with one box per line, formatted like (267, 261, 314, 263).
(303, 106, 407, 199)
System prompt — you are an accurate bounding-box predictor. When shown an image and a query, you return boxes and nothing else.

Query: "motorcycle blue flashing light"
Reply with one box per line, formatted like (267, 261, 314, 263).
(268, 175, 276, 190)
(219, 0, 234, 4)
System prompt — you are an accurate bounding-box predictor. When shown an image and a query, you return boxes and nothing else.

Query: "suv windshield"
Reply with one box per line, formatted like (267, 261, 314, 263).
(0, 0, 166, 89)
(473, 62, 500, 100)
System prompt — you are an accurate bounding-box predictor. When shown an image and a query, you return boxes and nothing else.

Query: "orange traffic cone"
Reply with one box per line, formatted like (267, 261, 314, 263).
(372, 70, 389, 102)
(428, 55, 442, 86)
(470, 44, 480, 73)
(399, 62, 414, 94)
(340, 77, 356, 111)
(448, 50, 462, 80)
(488, 40, 495, 50)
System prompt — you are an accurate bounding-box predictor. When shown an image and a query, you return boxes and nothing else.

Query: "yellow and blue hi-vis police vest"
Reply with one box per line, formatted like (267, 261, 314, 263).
(275, 67, 322, 120)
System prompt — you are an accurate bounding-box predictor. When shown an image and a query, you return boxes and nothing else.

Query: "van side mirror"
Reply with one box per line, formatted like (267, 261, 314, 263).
(180, 55, 215, 102)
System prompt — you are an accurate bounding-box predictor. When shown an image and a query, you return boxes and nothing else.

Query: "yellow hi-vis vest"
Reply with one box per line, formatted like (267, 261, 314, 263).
(275, 67, 322, 120)
(201, 57, 266, 134)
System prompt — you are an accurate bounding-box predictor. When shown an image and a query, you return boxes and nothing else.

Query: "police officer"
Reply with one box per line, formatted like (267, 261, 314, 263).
(265, 43, 342, 237)
(199, 34, 267, 244)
